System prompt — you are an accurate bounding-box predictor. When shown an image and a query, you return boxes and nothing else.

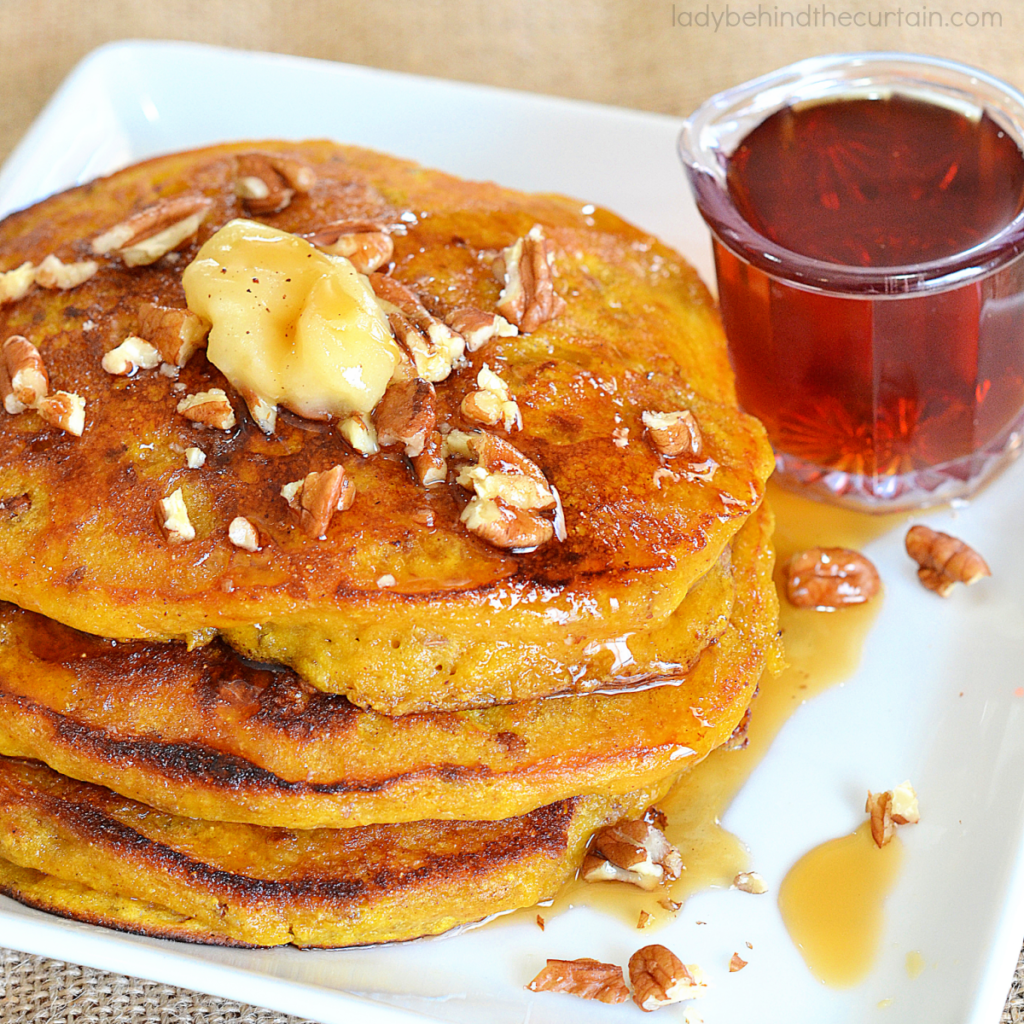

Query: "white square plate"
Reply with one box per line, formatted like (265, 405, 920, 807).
(2, 40, 1023, 1024)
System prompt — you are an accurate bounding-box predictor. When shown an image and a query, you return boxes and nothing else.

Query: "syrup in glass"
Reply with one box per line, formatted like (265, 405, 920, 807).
(716, 95, 1024, 504)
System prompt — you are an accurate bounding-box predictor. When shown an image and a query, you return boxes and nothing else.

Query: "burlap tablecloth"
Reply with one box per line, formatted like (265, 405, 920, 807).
(0, 1, 1023, 1019)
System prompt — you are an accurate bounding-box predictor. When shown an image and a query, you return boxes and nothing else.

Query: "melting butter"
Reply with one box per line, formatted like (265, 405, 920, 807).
(183, 219, 400, 423)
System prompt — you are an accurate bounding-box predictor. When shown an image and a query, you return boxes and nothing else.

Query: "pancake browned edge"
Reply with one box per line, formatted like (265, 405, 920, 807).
(0, 757, 669, 948)
(0, 140, 775, 715)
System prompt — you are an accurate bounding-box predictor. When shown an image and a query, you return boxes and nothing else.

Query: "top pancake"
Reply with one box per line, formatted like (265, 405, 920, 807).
(0, 141, 774, 713)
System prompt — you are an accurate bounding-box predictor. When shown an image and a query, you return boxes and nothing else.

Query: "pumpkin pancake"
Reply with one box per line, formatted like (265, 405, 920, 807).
(0, 502, 779, 828)
(0, 140, 774, 714)
(0, 756, 668, 948)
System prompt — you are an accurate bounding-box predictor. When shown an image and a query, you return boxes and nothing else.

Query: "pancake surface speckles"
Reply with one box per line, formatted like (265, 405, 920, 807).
(0, 141, 774, 714)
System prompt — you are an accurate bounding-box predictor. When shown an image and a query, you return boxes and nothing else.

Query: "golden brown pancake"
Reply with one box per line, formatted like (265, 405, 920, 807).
(0, 503, 779, 828)
(0, 140, 774, 714)
(0, 756, 667, 948)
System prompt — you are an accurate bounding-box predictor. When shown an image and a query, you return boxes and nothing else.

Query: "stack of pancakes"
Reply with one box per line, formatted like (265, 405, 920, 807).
(0, 142, 780, 947)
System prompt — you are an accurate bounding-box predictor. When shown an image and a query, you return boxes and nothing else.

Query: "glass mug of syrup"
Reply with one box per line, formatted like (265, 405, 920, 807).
(680, 53, 1024, 511)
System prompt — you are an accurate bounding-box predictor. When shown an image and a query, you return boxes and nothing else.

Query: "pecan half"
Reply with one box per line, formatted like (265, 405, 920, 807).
(785, 547, 881, 609)
(34, 254, 98, 290)
(281, 466, 355, 538)
(137, 302, 210, 368)
(307, 220, 393, 274)
(177, 389, 236, 431)
(235, 153, 315, 215)
(2, 336, 48, 412)
(374, 377, 436, 457)
(643, 409, 702, 459)
(101, 335, 161, 377)
(628, 945, 707, 1012)
(0, 263, 35, 305)
(495, 225, 566, 333)
(91, 194, 213, 266)
(905, 525, 990, 597)
(581, 818, 683, 891)
(527, 958, 629, 1004)
(369, 274, 465, 382)
(445, 307, 518, 352)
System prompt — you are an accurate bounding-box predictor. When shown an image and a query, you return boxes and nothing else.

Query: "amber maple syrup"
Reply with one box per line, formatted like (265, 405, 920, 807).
(718, 95, 1024, 497)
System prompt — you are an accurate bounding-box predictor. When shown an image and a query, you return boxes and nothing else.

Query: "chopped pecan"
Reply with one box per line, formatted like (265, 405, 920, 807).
(866, 790, 895, 849)
(281, 465, 355, 538)
(374, 377, 436, 457)
(449, 430, 555, 508)
(0, 263, 35, 305)
(228, 516, 260, 552)
(101, 335, 161, 376)
(307, 220, 393, 274)
(643, 409, 702, 459)
(176, 389, 237, 431)
(91, 194, 213, 266)
(239, 386, 278, 434)
(412, 430, 447, 486)
(137, 302, 210, 367)
(184, 446, 206, 469)
(612, 426, 630, 448)
(370, 273, 465, 382)
(2, 336, 48, 412)
(338, 412, 379, 455)
(866, 782, 919, 848)
(495, 225, 566, 333)
(461, 364, 520, 431)
(445, 307, 518, 352)
(34, 254, 98, 290)
(628, 945, 707, 1012)
(581, 818, 683, 891)
(730, 953, 748, 972)
(905, 525, 990, 596)
(36, 391, 85, 436)
(785, 547, 881, 609)
(732, 871, 768, 894)
(527, 958, 629, 1004)
(235, 153, 315, 215)
(157, 488, 194, 544)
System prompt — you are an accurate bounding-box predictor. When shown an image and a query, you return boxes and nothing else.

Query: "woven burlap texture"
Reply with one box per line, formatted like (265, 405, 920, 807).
(0, 948, 316, 1024)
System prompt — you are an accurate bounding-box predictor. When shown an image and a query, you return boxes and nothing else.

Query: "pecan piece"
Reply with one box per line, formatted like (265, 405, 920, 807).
(460, 495, 553, 550)
(374, 377, 436, 457)
(307, 220, 393, 274)
(235, 153, 315, 214)
(495, 225, 566, 333)
(101, 335, 161, 377)
(527, 958, 629, 1004)
(730, 953, 748, 972)
(370, 273, 465, 382)
(866, 781, 919, 848)
(337, 412, 379, 455)
(137, 302, 210, 368)
(785, 547, 881, 609)
(581, 818, 683, 891)
(732, 871, 769, 894)
(34, 254, 98, 290)
(157, 488, 195, 545)
(36, 392, 85, 436)
(411, 430, 447, 487)
(2, 335, 48, 412)
(445, 307, 518, 352)
(905, 525, 990, 597)
(177, 389, 236, 431)
(228, 516, 260, 552)
(91, 194, 213, 266)
(281, 466, 355, 538)
(0, 263, 35, 305)
(628, 945, 707, 1012)
(461, 365, 520, 431)
(643, 409, 702, 459)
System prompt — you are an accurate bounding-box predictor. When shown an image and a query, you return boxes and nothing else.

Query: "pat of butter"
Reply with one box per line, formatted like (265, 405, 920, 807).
(182, 219, 400, 423)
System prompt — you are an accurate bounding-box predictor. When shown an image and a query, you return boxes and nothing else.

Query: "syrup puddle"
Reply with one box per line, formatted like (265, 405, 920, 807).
(501, 484, 906, 962)
(777, 822, 904, 988)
